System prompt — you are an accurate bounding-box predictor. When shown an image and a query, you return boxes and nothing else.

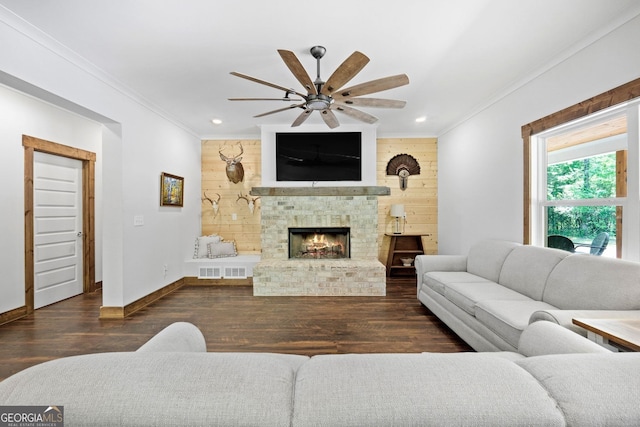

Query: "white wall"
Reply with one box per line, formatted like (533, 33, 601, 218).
(0, 9, 201, 309)
(0, 85, 103, 313)
(438, 14, 640, 255)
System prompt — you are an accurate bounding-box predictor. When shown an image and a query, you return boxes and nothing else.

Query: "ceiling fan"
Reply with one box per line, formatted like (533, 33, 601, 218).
(229, 46, 409, 129)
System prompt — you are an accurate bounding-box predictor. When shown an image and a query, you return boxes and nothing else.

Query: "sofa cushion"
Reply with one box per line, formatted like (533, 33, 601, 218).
(498, 245, 569, 300)
(444, 282, 531, 316)
(0, 352, 308, 427)
(466, 240, 520, 282)
(475, 299, 557, 348)
(292, 353, 564, 427)
(516, 353, 640, 426)
(544, 254, 640, 309)
(423, 271, 491, 295)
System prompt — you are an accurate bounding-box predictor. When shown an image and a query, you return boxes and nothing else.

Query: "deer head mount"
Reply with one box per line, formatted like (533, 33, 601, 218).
(386, 154, 421, 191)
(219, 143, 245, 184)
(237, 193, 260, 214)
(202, 191, 221, 216)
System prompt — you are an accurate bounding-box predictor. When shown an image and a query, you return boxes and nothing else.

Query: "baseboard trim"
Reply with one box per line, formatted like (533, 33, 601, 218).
(182, 277, 253, 286)
(0, 305, 28, 326)
(99, 278, 185, 319)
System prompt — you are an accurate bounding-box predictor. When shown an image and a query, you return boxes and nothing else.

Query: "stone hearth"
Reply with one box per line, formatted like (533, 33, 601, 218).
(250, 186, 389, 296)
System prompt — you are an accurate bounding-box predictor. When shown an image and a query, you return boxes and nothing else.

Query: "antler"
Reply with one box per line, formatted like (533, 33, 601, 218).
(236, 193, 250, 204)
(203, 191, 221, 205)
(220, 142, 244, 162)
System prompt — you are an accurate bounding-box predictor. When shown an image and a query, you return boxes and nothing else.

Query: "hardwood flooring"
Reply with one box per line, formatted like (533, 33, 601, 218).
(0, 278, 471, 381)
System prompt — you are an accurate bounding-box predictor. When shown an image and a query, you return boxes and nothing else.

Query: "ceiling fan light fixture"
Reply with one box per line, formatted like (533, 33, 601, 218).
(306, 94, 331, 110)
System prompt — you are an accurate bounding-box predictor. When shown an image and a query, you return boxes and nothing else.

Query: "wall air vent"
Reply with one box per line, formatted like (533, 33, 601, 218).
(198, 266, 222, 279)
(224, 266, 247, 279)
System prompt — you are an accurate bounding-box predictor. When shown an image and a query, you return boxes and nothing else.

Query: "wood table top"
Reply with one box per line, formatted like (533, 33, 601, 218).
(572, 318, 640, 352)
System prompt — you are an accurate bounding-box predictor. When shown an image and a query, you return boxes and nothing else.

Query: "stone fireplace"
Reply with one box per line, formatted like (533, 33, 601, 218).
(250, 186, 389, 296)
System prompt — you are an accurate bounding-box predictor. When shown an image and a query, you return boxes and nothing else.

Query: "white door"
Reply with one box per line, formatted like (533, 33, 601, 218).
(33, 152, 83, 308)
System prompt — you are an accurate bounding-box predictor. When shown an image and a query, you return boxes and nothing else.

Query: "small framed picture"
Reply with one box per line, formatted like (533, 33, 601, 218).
(160, 172, 184, 207)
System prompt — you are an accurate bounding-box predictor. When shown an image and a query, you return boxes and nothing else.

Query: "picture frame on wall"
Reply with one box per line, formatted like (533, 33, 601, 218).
(160, 172, 184, 207)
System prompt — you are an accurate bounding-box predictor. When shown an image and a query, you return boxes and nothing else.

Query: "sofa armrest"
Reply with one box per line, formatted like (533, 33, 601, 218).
(415, 255, 467, 280)
(529, 310, 640, 335)
(136, 322, 207, 353)
(518, 321, 611, 356)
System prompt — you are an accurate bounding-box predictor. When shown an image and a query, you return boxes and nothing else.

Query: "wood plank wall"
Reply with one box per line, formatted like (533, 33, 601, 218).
(377, 138, 438, 261)
(201, 137, 438, 262)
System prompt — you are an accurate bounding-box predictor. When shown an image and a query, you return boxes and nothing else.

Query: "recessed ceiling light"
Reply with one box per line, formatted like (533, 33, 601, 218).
(211, 118, 222, 125)
(415, 116, 427, 123)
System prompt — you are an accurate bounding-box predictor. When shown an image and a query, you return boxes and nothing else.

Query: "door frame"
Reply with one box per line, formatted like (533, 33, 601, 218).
(23, 135, 96, 314)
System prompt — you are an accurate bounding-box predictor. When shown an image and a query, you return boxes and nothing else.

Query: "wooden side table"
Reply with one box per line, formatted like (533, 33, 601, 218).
(385, 234, 424, 277)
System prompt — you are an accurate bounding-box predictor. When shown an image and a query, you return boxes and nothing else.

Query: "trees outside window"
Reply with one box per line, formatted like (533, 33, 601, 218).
(547, 153, 617, 247)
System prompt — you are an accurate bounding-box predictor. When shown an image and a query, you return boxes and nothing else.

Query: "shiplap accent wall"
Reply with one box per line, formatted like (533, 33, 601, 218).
(201, 137, 438, 262)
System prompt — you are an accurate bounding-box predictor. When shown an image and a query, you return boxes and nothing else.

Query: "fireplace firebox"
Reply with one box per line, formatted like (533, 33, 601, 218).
(288, 227, 350, 259)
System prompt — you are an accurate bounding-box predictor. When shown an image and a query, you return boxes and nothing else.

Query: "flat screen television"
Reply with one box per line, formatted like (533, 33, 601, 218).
(275, 132, 362, 181)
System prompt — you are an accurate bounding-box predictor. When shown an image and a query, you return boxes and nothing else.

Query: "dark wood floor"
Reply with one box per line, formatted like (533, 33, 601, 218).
(0, 278, 471, 381)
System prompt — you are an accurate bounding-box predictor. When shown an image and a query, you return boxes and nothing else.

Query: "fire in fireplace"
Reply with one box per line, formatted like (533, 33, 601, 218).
(288, 227, 350, 259)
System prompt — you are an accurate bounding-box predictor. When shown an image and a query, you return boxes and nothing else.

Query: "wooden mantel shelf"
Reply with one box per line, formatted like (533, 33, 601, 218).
(250, 186, 390, 197)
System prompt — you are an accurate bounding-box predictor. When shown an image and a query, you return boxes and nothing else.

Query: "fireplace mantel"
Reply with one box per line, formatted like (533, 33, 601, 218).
(250, 186, 390, 197)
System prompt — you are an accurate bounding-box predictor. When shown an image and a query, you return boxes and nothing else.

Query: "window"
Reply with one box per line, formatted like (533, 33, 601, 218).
(523, 79, 640, 261)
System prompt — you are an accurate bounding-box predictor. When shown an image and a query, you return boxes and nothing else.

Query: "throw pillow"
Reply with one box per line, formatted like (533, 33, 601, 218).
(207, 241, 237, 258)
(194, 235, 222, 258)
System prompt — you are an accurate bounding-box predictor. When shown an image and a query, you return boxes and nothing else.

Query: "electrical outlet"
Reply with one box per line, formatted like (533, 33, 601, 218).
(133, 215, 144, 226)
(232, 213, 237, 221)
(163, 264, 168, 277)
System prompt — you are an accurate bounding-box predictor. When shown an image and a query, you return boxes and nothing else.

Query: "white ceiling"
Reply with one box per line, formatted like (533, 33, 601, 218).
(2, 0, 639, 139)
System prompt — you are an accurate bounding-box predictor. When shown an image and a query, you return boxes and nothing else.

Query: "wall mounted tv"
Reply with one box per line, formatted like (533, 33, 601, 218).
(275, 132, 362, 182)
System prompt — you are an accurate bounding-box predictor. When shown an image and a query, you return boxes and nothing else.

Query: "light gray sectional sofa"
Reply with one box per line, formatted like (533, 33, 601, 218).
(1, 321, 640, 426)
(416, 239, 640, 352)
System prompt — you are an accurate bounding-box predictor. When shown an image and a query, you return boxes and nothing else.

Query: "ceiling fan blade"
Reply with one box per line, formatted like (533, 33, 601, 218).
(230, 72, 306, 98)
(253, 103, 306, 118)
(229, 97, 304, 101)
(333, 74, 410, 98)
(320, 109, 340, 129)
(278, 50, 317, 95)
(331, 104, 378, 124)
(320, 51, 370, 96)
(334, 98, 406, 108)
(291, 109, 313, 127)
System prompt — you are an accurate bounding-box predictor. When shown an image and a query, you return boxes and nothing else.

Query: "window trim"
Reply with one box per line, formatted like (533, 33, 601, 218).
(522, 77, 640, 246)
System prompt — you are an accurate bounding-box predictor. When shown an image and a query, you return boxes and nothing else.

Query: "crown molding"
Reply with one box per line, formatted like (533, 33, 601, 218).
(0, 6, 199, 138)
